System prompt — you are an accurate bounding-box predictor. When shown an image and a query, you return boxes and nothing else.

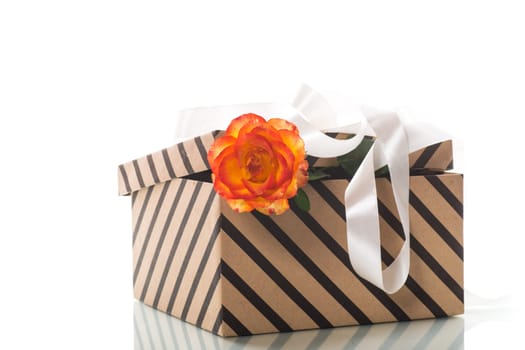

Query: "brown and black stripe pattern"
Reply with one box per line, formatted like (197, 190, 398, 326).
(129, 175, 463, 337)
(408, 140, 454, 171)
(119, 131, 453, 197)
(306, 132, 453, 171)
(119, 131, 223, 196)
(121, 130, 462, 337)
(132, 178, 224, 334)
(216, 173, 463, 336)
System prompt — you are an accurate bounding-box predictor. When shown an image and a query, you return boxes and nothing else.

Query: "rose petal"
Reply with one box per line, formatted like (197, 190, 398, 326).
(237, 124, 282, 149)
(236, 133, 274, 163)
(226, 113, 266, 138)
(283, 178, 298, 198)
(268, 118, 298, 133)
(296, 160, 309, 188)
(217, 150, 254, 199)
(269, 141, 295, 185)
(226, 199, 254, 213)
(256, 199, 290, 215)
(217, 151, 243, 189)
(236, 132, 278, 196)
(212, 173, 235, 198)
(207, 135, 236, 173)
(242, 173, 276, 197)
(245, 197, 272, 209)
(278, 129, 306, 164)
(213, 178, 233, 198)
(263, 151, 293, 199)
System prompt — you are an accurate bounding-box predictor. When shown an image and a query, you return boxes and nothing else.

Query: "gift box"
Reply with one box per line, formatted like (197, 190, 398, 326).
(118, 130, 463, 337)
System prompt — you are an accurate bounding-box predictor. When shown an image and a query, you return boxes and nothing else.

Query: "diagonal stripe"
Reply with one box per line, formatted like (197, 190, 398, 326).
(132, 159, 146, 188)
(195, 263, 221, 328)
(221, 231, 320, 330)
(161, 148, 176, 178)
(222, 261, 293, 332)
(166, 187, 216, 314)
(412, 143, 441, 169)
(180, 218, 221, 320)
(381, 246, 447, 318)
(222, 307, 251, 336)
(378, 199, 463, 303)
(288, 199, 410, 321)
(133, 186, 154, 245)
(131, 191, 138, 207)
(133, 181, 171, 284)
(380, 192, 463, 260)
(411, 238, 463, 302)
(152, 181, 204, 308)
(139, 180, 187, 301)
(309, 181, 346, 219)
(147, 154, 160, 183)
(404, 279, 448, 318)
(221, 216, 332, 328)
(410, 190, 463, 259)
(119, 164, 132, 194)
(377, 200, 405, 242)
(212, 307, 223, 334)
(252, 211, 372, 324)
(194, 136, 210, 168)
(311, 181, 446, 318)
(221, 288, 280, 337)
(178, 142, 194, 174)
(425, 176, 463, 217)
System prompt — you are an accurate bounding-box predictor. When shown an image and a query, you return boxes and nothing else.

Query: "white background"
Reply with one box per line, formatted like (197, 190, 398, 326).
(1, 1, 523, 349)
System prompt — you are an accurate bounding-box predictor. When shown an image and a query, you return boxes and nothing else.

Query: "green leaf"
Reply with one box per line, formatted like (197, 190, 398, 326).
(308, 168, 331, 181)
(336, 137, 375, 178)
(293, 188, 310, 212)
(374, 165, 390, 178)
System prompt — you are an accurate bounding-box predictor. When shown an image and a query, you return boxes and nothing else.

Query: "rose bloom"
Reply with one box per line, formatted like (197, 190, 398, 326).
(207, 113, 308, 215)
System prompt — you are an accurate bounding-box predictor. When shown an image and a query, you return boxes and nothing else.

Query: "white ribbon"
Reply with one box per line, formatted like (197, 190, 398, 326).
(174, 85, 448, 294)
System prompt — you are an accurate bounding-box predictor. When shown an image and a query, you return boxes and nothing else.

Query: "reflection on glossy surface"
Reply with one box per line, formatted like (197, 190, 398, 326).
(134, 302, 464, 349)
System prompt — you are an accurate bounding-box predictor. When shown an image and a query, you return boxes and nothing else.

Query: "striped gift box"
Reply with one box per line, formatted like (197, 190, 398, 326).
(118, 131, 463, 337)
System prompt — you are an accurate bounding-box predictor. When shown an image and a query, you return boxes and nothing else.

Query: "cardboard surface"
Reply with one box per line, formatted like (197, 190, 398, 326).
(121, 131, 463, 336)
(118, 131, 454, 196)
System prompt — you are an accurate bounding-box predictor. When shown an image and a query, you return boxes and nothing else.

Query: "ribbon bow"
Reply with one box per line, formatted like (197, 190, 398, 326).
(174, 85, 448, 294)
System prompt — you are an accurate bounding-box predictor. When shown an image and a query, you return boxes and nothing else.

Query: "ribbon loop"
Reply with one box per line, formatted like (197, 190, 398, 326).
(293, 87, 410, 293)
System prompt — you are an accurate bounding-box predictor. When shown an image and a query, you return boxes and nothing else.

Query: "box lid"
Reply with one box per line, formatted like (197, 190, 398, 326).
(118, 131, 453, 196)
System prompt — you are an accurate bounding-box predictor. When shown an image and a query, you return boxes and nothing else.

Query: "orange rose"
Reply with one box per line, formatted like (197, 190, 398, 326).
(207, 113, 309, 215)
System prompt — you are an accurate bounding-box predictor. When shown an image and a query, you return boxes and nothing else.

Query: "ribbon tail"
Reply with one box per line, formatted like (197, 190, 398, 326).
(344, 110, 411, 294)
